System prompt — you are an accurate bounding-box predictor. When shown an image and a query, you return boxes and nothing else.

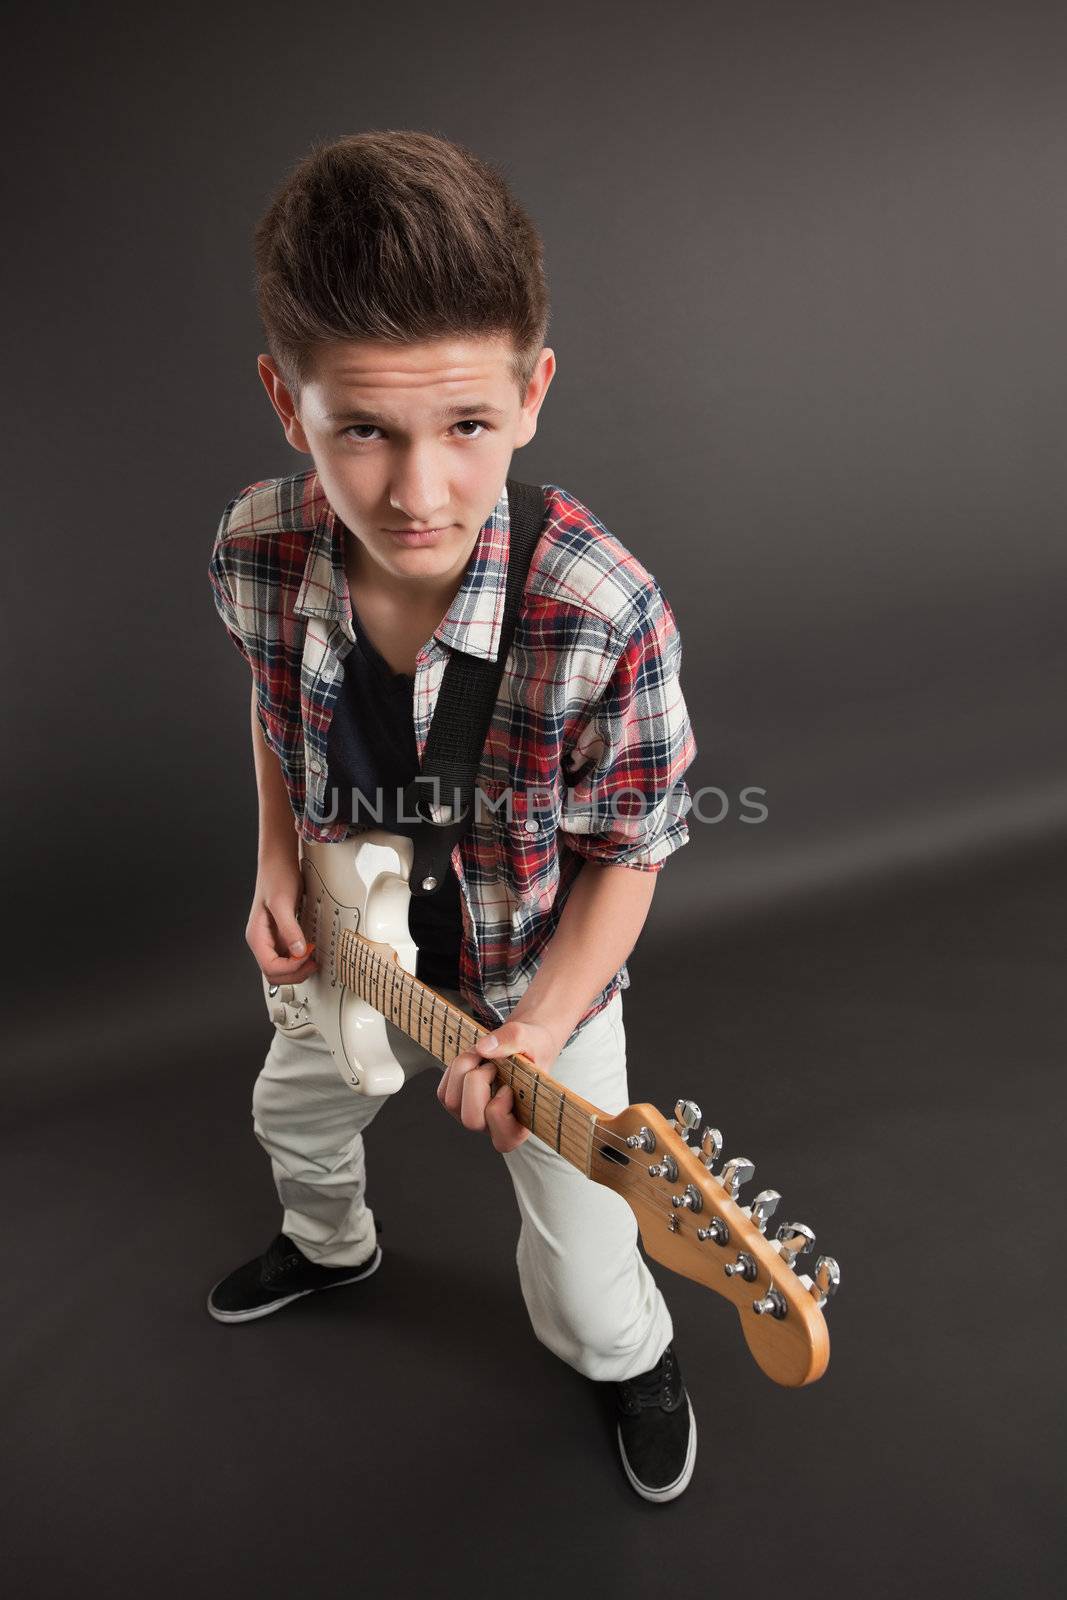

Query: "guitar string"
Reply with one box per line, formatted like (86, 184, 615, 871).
(334, 939, 803, 1299)
(341, 935, 660, 1162)
(334, 942, 809, 1309)
(342, 949, 738, 1208)
(340, 937, 750, 1214)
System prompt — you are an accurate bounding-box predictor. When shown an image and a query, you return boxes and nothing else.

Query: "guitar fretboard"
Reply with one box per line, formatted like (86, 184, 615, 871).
(337, 929, 598, 1175)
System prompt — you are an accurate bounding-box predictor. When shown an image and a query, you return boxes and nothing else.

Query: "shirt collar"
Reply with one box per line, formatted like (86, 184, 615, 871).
(293, 475, 511, 663)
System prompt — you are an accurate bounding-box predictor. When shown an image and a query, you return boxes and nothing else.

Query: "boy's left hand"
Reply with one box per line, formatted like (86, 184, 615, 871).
(436, 1019, 560, 1153)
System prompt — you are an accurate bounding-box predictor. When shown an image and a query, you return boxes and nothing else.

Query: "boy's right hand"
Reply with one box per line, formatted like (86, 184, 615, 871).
(246, 857, 319, 984)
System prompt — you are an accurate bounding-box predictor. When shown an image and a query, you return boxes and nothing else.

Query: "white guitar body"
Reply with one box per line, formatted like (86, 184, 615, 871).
(261, 829, 420, 1096)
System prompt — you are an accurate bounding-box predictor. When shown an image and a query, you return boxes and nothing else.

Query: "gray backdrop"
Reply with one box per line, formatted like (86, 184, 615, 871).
(4, 3, 1063, 1596)
(6, 1, 1063, 1027)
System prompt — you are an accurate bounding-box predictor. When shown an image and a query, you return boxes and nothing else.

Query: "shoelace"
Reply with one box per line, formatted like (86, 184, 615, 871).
(618, 1347, 676, 1411)
(262, 1235, 302, 1282)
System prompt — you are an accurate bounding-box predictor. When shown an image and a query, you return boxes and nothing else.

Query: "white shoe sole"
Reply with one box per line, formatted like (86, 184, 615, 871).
(206, 1244, 382, 1324)
(617, 1395, 697, 1503)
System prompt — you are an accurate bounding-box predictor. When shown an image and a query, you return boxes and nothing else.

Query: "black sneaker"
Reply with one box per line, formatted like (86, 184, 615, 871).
(614, 1342, 697, 1503)
(206, 1226, 382, 1323)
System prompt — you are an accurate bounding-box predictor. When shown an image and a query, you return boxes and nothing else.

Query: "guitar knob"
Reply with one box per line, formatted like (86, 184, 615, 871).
(271, 1004, 290, 1025)
(672, 1100, 702, 1144)
(812, 1254, 841, 1306)
(698, 1125, 723, 1170)
(748, 1189, 781, 1234)
(752, 1287, 788, 1319)
(267, 984, 296, 1002)
(719, 1156, 755, 1201)
(775, 1221, 816, 1267)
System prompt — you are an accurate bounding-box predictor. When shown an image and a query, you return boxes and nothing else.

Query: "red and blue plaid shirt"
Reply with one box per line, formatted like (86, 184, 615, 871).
(209, 470, 695, 1034)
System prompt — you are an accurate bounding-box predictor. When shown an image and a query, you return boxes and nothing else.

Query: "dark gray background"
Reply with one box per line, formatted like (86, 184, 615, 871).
(4, 2, 1064, 1595)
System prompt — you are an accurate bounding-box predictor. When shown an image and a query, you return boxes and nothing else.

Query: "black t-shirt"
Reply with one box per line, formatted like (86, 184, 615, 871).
(321, 618, 464, 990)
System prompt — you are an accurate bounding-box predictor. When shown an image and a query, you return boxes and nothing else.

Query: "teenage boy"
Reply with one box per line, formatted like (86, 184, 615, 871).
(206, 130, 697, 1502)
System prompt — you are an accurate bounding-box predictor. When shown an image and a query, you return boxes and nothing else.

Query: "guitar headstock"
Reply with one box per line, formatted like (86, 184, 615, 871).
(594, 1098, 840, 1387)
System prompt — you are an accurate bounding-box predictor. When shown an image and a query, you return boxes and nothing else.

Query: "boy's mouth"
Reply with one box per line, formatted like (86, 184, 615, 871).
(383, 525, 453, 547)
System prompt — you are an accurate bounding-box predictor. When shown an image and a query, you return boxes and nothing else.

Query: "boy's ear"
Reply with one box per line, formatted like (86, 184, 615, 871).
(514, 347, 556, 450)
(257, 354, 313, 454)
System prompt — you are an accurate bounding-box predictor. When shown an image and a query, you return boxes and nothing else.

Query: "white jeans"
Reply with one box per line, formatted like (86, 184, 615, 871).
(251, 988, 674, 1382)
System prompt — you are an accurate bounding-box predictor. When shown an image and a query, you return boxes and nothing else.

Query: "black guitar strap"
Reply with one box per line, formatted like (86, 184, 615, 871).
(402, 476, 548, 896)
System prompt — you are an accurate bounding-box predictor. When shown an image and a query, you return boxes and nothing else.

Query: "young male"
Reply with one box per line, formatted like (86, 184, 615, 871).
(206, 130, 698, 1502)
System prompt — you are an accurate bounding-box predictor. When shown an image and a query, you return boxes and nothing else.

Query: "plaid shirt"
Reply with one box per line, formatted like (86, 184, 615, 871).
(209, 470, 695, 1035)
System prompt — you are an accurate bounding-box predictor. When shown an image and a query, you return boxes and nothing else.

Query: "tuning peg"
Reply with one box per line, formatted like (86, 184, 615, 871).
(718, 1156, 755, 1201)
(670, 1183, 703, 1213)
(775, 1221, 816, 1268)
(747, 1189, 781, 1234)
(724, 1251, 758, 1282)
(697, 1218, 730, 1244)
(752, 1287, 787, 1319)
(697, 1125, 723, 1170)
(811, 1254, 841, 1307)
(625, 1126, 656, 1153)
(648, 1153, 679, 1182)
(672, 1100, 702, 1144)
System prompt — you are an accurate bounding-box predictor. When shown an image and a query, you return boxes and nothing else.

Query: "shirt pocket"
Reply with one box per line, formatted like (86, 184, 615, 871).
(493, 783, 565, 903)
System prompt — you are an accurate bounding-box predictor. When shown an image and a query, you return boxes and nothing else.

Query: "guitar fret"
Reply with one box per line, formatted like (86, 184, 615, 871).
(510, 1060, 532, 1130)
(582, 1115, 595, 1175)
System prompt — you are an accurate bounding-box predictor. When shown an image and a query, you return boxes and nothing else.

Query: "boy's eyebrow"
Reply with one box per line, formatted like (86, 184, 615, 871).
(324, 401, 507, 424)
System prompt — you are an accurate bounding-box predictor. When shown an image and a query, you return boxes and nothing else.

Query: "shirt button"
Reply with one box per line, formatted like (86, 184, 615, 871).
(309, 758, 323, 775)
(524, 818, 540, 834)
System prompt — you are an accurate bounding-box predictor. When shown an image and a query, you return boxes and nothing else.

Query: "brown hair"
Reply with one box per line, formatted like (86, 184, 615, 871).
(253, 129, 550, 405)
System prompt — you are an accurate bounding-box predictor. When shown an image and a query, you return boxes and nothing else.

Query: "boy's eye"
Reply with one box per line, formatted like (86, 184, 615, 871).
(342, 419, 490, 442)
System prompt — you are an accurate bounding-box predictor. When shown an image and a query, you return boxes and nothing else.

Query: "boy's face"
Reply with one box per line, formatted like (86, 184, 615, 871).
(258, 334, 555, 589)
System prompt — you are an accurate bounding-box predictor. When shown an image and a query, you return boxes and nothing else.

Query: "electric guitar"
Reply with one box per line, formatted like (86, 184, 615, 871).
(263, 829, 841, 1387)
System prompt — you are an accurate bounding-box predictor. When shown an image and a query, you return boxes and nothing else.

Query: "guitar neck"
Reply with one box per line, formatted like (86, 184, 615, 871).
(338, 929, 603, 1175)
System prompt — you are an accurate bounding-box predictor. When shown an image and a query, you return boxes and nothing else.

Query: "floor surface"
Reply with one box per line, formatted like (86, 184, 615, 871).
(4, 837, 1064, 1598)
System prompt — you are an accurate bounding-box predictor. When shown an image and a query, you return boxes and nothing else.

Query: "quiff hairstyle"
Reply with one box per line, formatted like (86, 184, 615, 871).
(253, 129, 550, 405)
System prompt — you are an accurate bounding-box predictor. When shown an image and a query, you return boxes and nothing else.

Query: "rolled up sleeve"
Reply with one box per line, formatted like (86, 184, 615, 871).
(557, 584, 696, 871)
(208, 497, 254, 665)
